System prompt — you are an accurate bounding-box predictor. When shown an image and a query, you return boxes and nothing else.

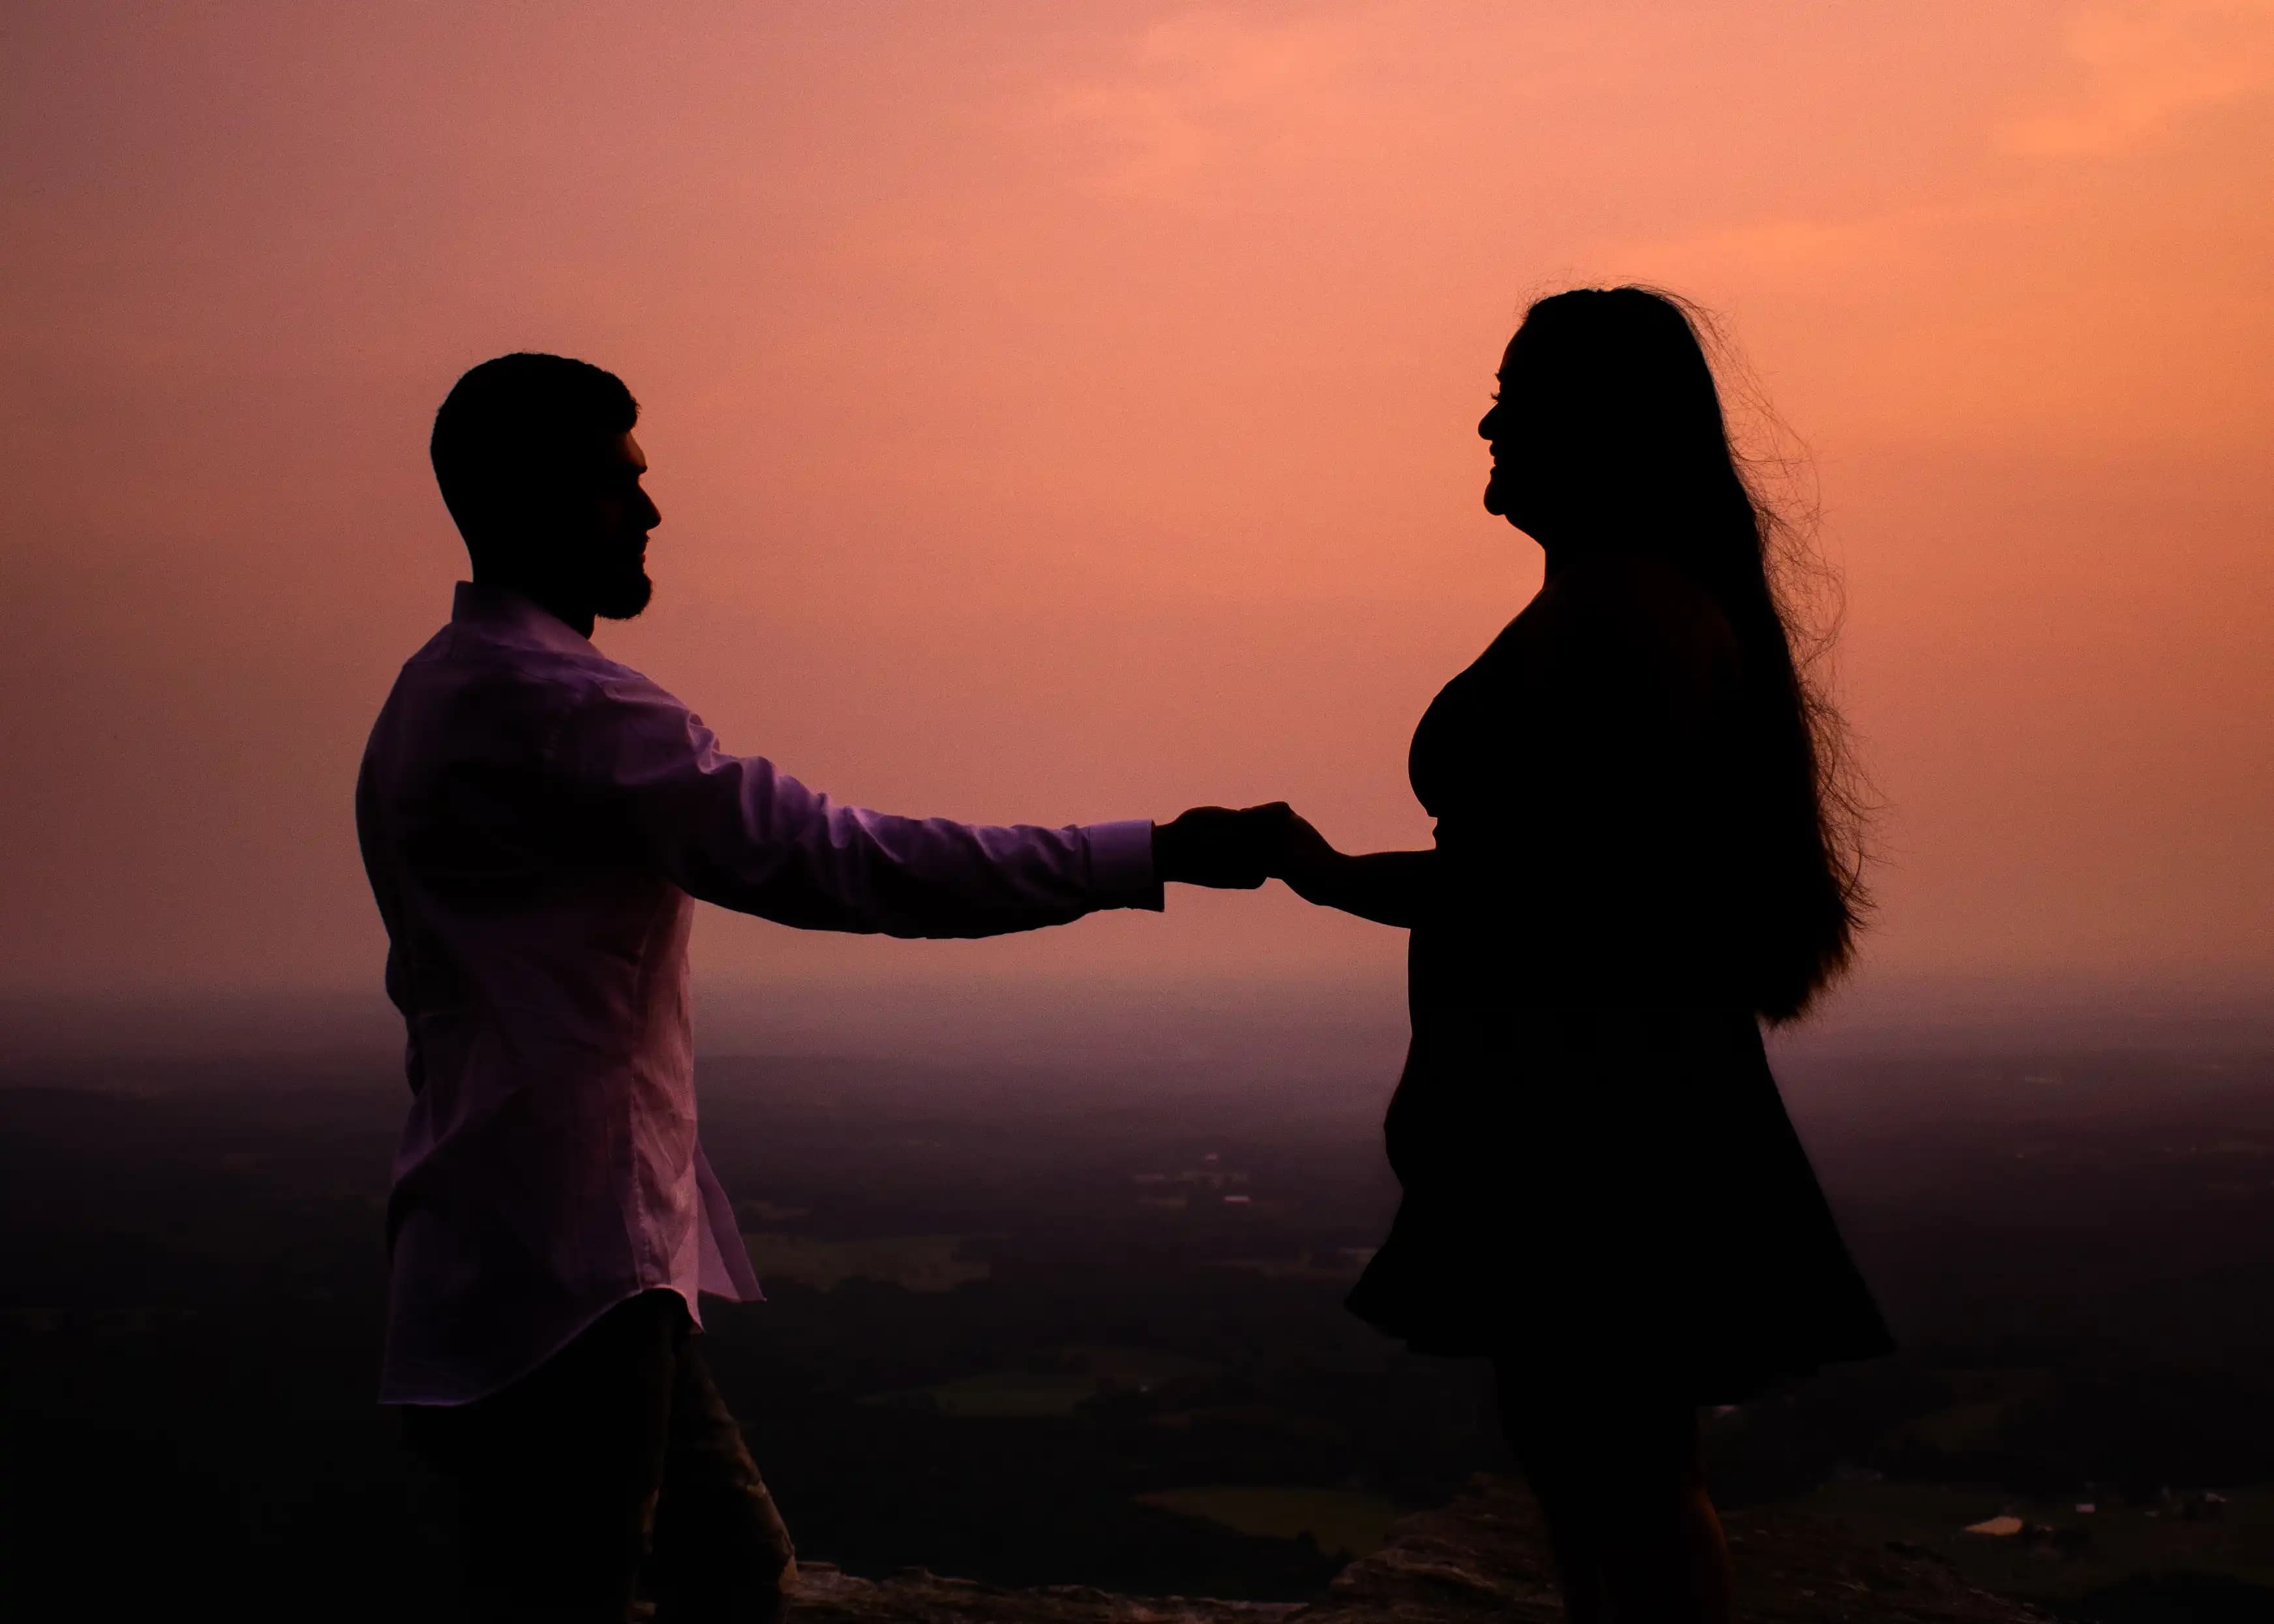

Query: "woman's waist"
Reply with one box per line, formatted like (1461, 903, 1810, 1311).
(1408, 923, 1750, 1008)
(1406, 967, 1754, 1025)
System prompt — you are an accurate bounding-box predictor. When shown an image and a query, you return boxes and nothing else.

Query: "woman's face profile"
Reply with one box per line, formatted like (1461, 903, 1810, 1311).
(1478, 334, 1539, 534)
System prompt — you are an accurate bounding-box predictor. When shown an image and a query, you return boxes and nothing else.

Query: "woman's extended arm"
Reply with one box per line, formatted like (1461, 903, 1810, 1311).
(1274, 814, 1436, 928)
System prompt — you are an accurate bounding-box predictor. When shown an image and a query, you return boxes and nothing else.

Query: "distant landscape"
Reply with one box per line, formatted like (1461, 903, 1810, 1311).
(3, 992, 2273, 1621)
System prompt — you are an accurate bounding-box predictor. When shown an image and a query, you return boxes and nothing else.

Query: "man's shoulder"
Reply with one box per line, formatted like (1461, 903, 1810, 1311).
(370, 627, 631, 762)
(367, 616, 703, 785)
(398, 622, 667, 708)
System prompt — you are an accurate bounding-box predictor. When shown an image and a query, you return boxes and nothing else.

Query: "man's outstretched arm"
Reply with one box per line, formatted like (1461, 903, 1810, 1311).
(560, 672, 1271, 937)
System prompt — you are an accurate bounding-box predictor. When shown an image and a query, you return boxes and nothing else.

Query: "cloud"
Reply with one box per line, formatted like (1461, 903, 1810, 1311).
(1046, 8, 1373, 197)
(2001, 0, 2274, 157)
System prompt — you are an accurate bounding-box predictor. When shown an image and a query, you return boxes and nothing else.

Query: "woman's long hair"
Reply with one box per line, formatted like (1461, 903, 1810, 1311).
(1511, 286, 1869, 1021)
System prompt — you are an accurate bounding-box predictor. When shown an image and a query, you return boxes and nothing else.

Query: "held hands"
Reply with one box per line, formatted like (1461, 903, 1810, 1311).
(1153, 802, 1341, 894)
(1155, 803, 1419, 925)
(1153, 804, 1287, 889)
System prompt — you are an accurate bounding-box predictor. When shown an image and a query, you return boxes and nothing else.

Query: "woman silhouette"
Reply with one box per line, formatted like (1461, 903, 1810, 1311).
(1273, 288, 1893, 1624)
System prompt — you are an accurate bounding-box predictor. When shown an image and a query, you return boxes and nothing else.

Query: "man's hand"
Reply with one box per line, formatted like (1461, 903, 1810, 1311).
(1153, 804, 1296, 889)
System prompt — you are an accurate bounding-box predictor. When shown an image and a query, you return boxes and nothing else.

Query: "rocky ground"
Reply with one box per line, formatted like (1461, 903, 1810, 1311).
(788, 1476, 2048, 1624)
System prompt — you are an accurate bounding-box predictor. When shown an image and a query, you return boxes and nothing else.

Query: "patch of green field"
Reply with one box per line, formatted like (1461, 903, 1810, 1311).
(1897, 1398, 2013, 1454)
(1884, 1367, 2057, 1455)
(1067, 1345, 1217, 1387)
(1787, 1479, 2274, 1608)
(1134, 1486, 1401, 1559)
(740, 1232, 988, 1293)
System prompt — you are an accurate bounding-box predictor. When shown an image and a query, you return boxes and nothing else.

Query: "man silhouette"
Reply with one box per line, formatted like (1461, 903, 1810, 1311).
(357, 352, 1277, 1621)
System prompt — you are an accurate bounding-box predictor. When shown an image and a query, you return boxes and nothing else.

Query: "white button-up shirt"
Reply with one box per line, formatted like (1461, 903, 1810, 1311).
(357, 583, 1160, 1404)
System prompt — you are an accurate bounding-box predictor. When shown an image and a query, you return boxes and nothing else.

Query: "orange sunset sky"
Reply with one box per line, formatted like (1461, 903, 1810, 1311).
(3, 3, 2270, 1024)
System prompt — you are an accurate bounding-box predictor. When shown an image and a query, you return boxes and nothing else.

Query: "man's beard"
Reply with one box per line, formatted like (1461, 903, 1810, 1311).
(592, 564, 654, 621)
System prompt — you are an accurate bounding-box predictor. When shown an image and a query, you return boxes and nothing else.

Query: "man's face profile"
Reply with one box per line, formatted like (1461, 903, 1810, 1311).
(562, 430, 660, 621)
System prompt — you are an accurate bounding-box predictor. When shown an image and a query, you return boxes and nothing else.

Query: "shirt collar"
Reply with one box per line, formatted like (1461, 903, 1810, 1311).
(449, 581, 601, 659)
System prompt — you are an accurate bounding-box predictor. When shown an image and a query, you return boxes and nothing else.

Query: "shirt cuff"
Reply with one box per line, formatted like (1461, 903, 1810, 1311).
(1084, 819, 1164, 912)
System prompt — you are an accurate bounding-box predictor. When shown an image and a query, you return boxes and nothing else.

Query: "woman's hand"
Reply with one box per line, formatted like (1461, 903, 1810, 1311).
(1157, 804, 1429, 927)
(1266, 808, 1345, 905)
(1264, 811, 1434, 928)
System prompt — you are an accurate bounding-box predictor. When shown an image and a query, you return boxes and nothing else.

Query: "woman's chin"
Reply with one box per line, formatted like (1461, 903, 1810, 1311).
(1483, 485, 1529, 529)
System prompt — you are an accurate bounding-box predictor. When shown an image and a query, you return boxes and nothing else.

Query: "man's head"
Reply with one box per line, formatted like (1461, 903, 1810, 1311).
(430, 353, 659, 627)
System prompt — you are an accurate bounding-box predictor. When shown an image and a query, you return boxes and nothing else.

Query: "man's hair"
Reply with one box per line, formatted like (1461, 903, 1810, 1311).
(429, 353, 639, 547)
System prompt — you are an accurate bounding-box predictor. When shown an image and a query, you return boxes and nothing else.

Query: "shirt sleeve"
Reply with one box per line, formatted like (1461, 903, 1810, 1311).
(553, 667, 1162, 937)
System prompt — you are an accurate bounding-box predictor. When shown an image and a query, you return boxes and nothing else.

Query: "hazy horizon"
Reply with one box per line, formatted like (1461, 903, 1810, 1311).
(4, 970, 2269, 1079)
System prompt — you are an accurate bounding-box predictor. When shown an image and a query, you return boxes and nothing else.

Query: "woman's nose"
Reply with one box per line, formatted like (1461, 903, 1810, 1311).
(1478, 405, 1498, 440)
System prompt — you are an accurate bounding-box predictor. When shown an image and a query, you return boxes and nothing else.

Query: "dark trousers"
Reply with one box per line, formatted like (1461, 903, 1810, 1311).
(402, 1290, 795, 1623)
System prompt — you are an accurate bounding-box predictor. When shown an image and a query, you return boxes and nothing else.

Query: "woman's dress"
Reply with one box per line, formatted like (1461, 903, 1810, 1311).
(1344, 561, 1894, 1402)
